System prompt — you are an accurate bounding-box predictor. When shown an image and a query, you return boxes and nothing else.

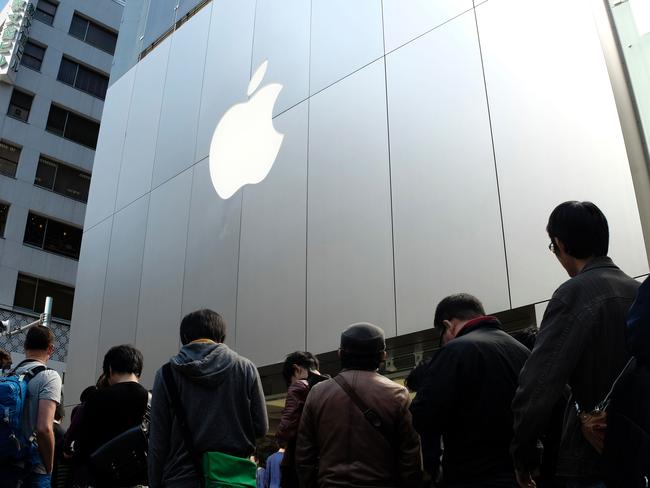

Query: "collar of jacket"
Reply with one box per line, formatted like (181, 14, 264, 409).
(578, 256, 616, 274)
(455, 316, 501, 339)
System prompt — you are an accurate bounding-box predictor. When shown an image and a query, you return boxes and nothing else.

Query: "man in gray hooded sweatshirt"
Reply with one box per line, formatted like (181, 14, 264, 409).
(148, 309, 268, 487)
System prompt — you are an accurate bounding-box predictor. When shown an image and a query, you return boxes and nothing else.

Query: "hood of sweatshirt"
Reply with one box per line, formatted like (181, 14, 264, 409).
(170, 341, 237, 387)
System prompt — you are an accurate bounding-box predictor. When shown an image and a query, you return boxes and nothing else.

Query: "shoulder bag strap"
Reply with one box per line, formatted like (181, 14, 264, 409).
(333, 374, 395, 446)
(597, 356, 637, 411)
(9, 359, 47, 381)
(162, 363, 204, 482)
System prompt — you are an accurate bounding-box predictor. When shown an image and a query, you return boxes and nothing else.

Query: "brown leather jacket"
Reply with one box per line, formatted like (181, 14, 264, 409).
(295, 369, 422, 488)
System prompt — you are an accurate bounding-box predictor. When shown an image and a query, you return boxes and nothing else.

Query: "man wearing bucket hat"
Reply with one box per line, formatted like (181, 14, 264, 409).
(295, 322, 422, 487)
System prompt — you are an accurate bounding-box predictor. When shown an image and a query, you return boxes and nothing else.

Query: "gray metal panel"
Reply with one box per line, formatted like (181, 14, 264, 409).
(236, 101, 308, 366)
(307, 59, 395, 353)
(387, 12, 510, 335)
(142, 0, 176, 48)
(64, 217, 113, 408)
(252, 0, 311, 116)
(116, 38, 172, 211)
(195, 0, 256, 161)
(382, 0, 473, 53)
(310, 0, 384, 95)
(136, 169, 193, 387)
(181, 158, 241, 347)
(177, 0, 208, 21)
(152, 6, 212, 189)
(97, 195, 149, 367)
(477, 0, 649, 307)
(84, 69, 136, 230)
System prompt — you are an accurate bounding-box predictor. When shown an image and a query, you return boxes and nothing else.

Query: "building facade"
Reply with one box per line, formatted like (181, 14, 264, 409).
(65, 0, 650, 404)
(0, 0, 123, 372)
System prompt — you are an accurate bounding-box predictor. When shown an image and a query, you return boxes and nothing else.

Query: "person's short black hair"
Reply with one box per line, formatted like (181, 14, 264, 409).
(405, 353, 438, 393)
(55, 403, 65, 422)
(102, 344, 143, 377)
(282, 351, 320, 386)
(24, 325, 54, 351)
(180, 309, 226, 345)
(547, 201, 609, 259)
(340, 349, 384, 371)
(511, 326, 538, 351)
(433, 293, 485, 329)
(80, 386, 97, 403)
(0, 348, 11, 369)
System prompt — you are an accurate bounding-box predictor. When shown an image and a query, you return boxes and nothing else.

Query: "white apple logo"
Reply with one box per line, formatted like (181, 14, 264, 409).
(209, 60, 284, 199)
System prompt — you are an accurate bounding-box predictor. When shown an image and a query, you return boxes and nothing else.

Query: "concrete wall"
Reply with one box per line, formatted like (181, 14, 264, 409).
(66, 0, 649, 405)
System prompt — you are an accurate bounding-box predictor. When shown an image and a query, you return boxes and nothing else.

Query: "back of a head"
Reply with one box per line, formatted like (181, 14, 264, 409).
(339, 322, 386, 371)
(547, 201, 609, 259)
(55, 402, 65, 422)
(434, 293, 485, 329)
(102, 344, 143, 378)
(0, 348, 11, 369)
(24, 325, 54, 352)
(511, 326, 538, 351)
(282, 351, 320, 386)
(180, 309, 226, 345)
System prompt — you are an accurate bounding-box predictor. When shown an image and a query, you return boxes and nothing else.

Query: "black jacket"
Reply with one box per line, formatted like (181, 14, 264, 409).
(410, 317, 530, 483)
(511, 257, 640, 478)
(604, 276, 650, 487)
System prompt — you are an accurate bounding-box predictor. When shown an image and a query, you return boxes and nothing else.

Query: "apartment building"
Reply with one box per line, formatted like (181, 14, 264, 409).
(0, 0, 123, 372)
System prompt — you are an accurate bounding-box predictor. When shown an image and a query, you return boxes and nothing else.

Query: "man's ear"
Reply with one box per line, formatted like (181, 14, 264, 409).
(337, 349, 342, 359)
(381, 350, 388, 361)
(47, 344, 54, 356)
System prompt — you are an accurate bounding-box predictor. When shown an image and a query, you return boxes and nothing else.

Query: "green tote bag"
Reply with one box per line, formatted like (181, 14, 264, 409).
(203, 451, 256, 487)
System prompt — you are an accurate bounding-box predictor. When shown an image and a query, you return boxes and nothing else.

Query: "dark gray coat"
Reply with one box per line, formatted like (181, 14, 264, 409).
(148, 342, 268, 488)
(511, 257, 640, 479)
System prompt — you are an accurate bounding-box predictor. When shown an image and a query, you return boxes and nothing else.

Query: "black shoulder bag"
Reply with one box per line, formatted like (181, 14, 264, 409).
(89, 391, 151, 486)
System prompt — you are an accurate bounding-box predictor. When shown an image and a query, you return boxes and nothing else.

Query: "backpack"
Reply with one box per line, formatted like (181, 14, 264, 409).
(89, 393, 151, 487)
(0, 361, 46, 463)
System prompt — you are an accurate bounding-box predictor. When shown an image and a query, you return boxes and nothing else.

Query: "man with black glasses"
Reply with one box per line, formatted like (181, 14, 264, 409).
(512, 201, 640, 488)
(410, 294, 529, 487)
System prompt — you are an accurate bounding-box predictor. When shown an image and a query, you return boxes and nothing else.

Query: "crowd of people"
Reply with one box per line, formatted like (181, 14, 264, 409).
(1, 200, 649, 488)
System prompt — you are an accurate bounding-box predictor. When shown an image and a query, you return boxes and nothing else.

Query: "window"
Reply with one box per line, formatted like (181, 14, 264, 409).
(34, 156, 90, 202)
(0, 141, 21, 178)
(46, 105, 100, 149)
(7, 90, 33, 122)
(33, 0, 58, 26)
(14, 273, 74, 321)
(23, 212, 82, 259)
(69, 13, 117, 55)
(20, 41, 46, 71)
(0, 203, 8, 237)
(57, 57, 109, 100)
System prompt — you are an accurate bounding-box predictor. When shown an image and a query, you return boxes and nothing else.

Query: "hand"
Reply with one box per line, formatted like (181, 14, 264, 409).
(515, 469, 537, 488)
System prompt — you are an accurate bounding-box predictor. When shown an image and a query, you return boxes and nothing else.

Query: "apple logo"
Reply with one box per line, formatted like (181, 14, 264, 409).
(209, 60, 284, 199)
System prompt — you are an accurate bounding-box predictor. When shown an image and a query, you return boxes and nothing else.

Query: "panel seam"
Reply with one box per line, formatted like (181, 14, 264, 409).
(305, 0, 313, 351)
(380, 0, 398, 337)
(472, 2, 513, 309)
